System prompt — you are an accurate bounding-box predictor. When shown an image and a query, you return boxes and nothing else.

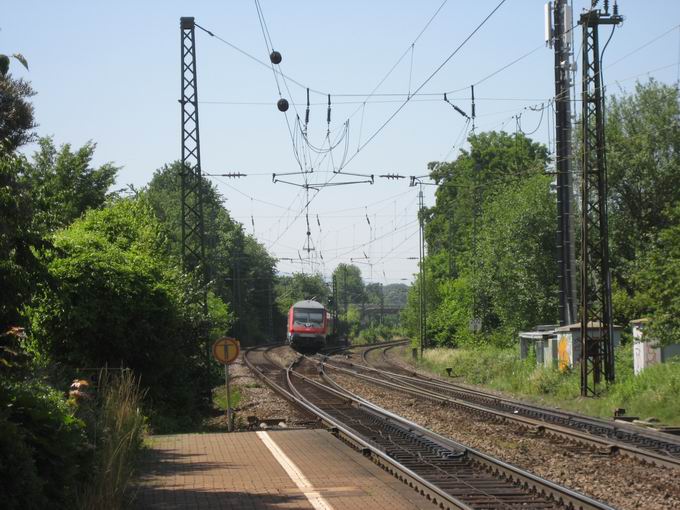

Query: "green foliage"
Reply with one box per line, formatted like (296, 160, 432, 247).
(633, 204, 680, 345)
(0, 154, 44, 329)
(403, 130, 553, 347)
(275, 272, 328, 315)
(145, 163, 276, 344)
(333, 263, 366, 306)
(24, 137, 118, 234)
(605, 80, 680, 341)
(0, 72, 36, 153)
(383, 283, 409, 307)
(24, 197, 225, 424)
(474, 174, 558, 335)
(608, 80, 680, 270)
(0, 416, 44, 510)
(354, 323, 399, 344)
(416, 344, 680, 425)
(0, 379, 87, 509)
(212, 384, 241, 412)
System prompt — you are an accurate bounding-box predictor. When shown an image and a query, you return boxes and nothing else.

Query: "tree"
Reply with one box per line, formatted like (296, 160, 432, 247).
(630, 204, 680, 345)
(275, 272, 328, 315)
(24, 197, 228, 423)
(606, 80, 680, 289)
(0, 58, 36, 154)
(474, 174, 558, 335)
(0, 154, 45, 330)
(332, 263, 366, 307)
(403, 130, 551, 346)
(145, 163, 276, 344)
(383, 283, 409, 307)
(22, 138, 118, 234)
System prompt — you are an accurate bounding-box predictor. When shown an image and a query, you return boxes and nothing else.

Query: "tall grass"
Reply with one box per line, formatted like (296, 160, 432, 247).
(416, 345, 680, 425)
(77, 369, 147, 510)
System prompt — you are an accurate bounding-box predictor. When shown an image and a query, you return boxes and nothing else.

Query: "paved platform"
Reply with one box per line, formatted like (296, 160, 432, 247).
(134, 429, 428, 509)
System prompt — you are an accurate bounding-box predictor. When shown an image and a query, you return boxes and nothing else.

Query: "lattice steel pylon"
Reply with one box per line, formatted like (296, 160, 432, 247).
(180, 17, 207, 288)
(578, 6, 622, 396)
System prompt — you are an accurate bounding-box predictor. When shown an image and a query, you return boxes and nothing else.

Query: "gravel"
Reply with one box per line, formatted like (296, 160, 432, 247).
(232, 344, 679, 509)
(204, 347, 313, 431)
(325, 367, 680, 510)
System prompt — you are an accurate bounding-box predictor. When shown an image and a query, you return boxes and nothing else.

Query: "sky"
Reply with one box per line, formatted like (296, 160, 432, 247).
(4, 1, 680, 285)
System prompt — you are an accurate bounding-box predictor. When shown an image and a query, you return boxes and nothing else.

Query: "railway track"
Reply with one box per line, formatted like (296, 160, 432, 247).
(321, 341, 680, 470)
(244, 344, 615, 510)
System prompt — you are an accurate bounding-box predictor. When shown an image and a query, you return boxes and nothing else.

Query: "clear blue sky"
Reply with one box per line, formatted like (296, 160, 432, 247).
(4, 1, 680, 283)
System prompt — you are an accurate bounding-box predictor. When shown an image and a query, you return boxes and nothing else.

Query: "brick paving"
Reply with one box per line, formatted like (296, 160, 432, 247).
(134, 429, 428, 509)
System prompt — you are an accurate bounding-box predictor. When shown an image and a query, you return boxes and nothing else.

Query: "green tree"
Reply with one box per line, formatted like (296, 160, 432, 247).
(0, 60, 35, 154)
(608, 80, 680, 266)
(474, 173, 558, 335)
(23, 137, 118, 234)
(24, 197, 226, 424)
(145, 163, 276, 344)
(275, 272, 328, 315)
(0, 154, 45, 329)
(333, 263, 366, 307)
(403, 130, 551, 346)
(632, 204, 680, 345)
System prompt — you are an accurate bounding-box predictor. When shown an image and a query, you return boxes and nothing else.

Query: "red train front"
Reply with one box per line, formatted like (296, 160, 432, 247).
(287, 299, 327, 351)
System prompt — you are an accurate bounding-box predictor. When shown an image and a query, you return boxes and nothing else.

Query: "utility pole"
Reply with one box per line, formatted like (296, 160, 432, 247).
(267, 280, 273, 342)
(578, 1, 622, 396)
(418, 184, 426, 358)
(549, 0, 578, 326)
(180, 17, 209, 356)
(379, 283, 384, 325)
(332, 274, 339, 339)
(343, 265, 348, 342)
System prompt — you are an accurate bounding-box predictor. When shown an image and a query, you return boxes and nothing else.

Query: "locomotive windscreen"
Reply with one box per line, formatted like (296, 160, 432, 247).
(293, 308, 324, 325)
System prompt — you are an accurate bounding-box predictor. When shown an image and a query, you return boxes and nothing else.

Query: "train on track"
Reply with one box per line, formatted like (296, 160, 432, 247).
(286, 299, 329, 352)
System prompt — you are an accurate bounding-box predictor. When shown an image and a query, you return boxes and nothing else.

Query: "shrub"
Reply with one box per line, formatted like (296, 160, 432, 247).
(0, 416, 45, 510)
(0, 379, 87, 509)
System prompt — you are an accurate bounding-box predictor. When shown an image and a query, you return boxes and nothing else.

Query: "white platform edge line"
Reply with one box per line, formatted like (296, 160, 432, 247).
(256, 431, 334, 510)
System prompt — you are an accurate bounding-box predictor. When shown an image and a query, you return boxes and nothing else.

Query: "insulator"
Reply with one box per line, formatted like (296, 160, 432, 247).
(327, 94, 331, 124)
(277, 98, 289, 112)
(305, 88, 310, 125)
(270, 51, 282, 65)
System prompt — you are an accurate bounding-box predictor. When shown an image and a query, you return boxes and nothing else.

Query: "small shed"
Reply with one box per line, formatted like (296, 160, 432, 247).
(553, 322, 622, 371)
(518, 325, 557, 367)
(632, 319, 680, 375)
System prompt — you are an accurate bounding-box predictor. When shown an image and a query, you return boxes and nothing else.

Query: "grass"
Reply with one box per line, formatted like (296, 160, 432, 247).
(213, 385, 241, 411)
(77, 369, 147, 510)
(413, 343, 680, 426)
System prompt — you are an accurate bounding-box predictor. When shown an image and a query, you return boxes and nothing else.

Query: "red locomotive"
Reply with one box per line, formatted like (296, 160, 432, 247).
(287, 299, 328, 351)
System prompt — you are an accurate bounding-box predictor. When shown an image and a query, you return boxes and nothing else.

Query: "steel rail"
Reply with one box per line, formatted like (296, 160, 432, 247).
(331, 342, 680, 469)
(297, 356, 615, 510)
(244, 345, 615, 509)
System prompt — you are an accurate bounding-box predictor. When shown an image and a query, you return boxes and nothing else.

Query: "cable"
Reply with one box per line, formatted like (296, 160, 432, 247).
(606, 23, 680, 70)
(311, 0, 509, 202)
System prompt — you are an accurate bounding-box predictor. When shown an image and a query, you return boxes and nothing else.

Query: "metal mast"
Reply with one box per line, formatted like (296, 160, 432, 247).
(418, 185, 426, 358)
(551, 0, 577, 326)
(180, 17, 207, 286)
(578, 3, 622, 396)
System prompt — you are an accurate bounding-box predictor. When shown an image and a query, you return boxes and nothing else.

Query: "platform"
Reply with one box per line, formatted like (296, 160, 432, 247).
(134, 429, 428, 509)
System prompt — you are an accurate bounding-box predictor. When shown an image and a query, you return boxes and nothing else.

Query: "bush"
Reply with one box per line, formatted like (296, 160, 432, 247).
(354, 324, 397, 344)
(0, 380, 87, 509)
(0, 417, 45, 510)
(24, 198, 225, 427)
